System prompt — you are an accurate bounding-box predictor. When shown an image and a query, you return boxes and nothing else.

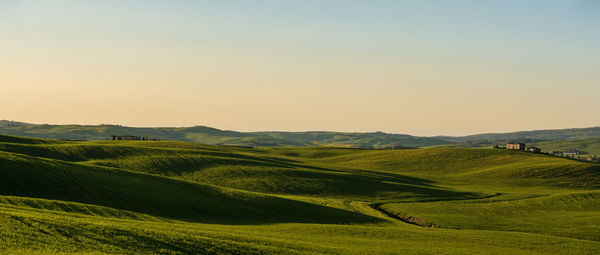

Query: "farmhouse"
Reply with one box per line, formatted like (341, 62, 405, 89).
(506, 143, 526, 150)
(526, 147, 541, 153)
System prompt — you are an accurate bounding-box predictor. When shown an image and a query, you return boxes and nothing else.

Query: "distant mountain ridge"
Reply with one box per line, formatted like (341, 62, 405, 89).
(0, 121, 450, 148)
(1, 120, 599, 148)
(436, 126, 600, 143)
(0, 120, 28, 127)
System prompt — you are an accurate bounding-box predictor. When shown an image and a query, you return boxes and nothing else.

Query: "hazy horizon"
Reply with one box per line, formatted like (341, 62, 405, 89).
(3, 119, 600, 138)
(2, 0, 599, 136)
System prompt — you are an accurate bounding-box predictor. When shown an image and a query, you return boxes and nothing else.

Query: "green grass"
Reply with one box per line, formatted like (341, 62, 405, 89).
(0, 149, 378, 225)
(266, 147, 600, 188)
(380, 190, 600, 241)
(3, 203, 599, 255)
(1, 134, 599, 254)
(533, 137, 600, 157)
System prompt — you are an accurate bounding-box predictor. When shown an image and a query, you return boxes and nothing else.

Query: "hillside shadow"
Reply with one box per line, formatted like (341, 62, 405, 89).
(86, 151, 480, 201)
(169, 195, 387, 225)
(0, 154, 385, 225)
(0, 142, 480, 224)
(252, 168, 482, 200)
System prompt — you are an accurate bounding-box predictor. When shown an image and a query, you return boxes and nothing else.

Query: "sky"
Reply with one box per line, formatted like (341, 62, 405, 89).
(1, 0, 599, 136)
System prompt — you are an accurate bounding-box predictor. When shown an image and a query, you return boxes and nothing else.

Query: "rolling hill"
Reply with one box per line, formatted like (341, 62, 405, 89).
(0, 147, 377, 225)
(1, 134, 599, 254)
(532, 137, 600, 157)
(3, 120, 600, 150)
(0, 121, 451, 148)
(438, 126, 600, 143)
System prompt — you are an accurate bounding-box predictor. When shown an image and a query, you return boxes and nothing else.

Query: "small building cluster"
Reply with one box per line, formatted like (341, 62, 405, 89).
(505, 142, 540, 153)
(552, 149, 587, 157)
(111, 135, 161, 141)
(499, 143, 598, 163)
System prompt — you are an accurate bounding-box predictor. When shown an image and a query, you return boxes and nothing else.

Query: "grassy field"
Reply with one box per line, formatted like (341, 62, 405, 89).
(1, 135, 599, 254)
(532, 138, 600, 157)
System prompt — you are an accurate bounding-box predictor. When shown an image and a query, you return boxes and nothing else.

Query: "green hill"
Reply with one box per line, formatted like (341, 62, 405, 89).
(532, 137, 600, 156)
(1, 135, 599, 254)
(288, 147, 600, 188)
(0, 121, 451, 148)
(5, 120, 600, 149)
(0, 137, 478, 201)
(381, 191, 600, 241)
(438, 126, 600, 143)
(0, 149, 378, 225)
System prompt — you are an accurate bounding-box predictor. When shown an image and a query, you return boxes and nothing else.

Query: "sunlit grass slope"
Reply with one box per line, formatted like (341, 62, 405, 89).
(381, 191, 600, 241)
(3, 202, 600, 255)
(1, 134, 599, 254)
(269, 147, 600, 188)
(533, 137, 600, 156)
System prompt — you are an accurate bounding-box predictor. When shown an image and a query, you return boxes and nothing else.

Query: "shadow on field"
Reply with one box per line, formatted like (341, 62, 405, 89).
(0, 153, 385, 225)
(0, 142, 480, 201)
(169, 164, 482, 201)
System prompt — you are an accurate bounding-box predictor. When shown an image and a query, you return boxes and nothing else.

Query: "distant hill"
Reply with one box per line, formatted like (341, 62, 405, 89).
(250, 131, 450, 148)
(3, 120, 600, 148)
(0, 121, 451, 148)
(0, 120, 28, 127)
(532, 138, 600, 157)
(438, 126, 600, 143)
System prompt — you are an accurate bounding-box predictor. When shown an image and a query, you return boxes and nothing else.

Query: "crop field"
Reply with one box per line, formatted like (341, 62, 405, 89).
(1, 135, 599, 254)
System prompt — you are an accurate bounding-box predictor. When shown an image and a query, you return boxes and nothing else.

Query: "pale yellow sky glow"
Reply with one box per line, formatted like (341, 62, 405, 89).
(1, 1, 599, 136)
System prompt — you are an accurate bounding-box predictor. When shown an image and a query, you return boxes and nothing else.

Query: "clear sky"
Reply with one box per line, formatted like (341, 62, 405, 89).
(1, 0, 599, 136)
